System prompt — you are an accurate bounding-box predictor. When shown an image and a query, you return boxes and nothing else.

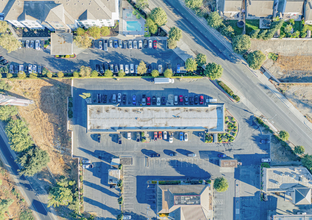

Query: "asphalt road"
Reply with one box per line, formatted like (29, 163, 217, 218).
(151, 0, 312, 150)
(0, 132, 53, 220)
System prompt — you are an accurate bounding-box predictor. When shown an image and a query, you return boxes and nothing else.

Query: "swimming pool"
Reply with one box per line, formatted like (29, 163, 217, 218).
(126, 21, 142, 31)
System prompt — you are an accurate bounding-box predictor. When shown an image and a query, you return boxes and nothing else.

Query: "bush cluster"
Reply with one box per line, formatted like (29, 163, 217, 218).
(217, 80, 240, 101)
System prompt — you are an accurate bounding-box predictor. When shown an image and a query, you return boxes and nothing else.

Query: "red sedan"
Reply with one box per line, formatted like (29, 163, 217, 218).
(158, 131, 162, 139)
(147, 97, 151, 105)
(179, 95, 183, 104)
(153, 40, 157, 49)
(199, 95, 204, 105)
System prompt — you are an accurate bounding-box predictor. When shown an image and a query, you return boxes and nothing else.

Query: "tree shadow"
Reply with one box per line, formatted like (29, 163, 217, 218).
(168, 160, 211, 179)
(176, 148, 193, 156)
(83, 180, 119, 197)
(83, 196, 119, 219)
(141, 149, 157, 157)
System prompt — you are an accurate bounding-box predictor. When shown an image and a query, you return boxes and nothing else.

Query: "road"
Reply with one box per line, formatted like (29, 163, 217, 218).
(151, 0, 312, 150)
(0, 127, 55, 220)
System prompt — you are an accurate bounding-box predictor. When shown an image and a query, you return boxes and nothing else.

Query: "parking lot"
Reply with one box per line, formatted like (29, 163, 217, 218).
(72, 78, 271, 219)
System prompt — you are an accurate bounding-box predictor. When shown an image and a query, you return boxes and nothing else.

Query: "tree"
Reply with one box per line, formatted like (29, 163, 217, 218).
(76, 27, 86, 36)
(302, 154, 312, 172)
(207, 12, 223, 29)
(0, 34, 21, 53)
(205, 62, 223, 79)
(104, 69, 113, 77)
(185, 58, 197, 72)
(169, 27, 182, 41)
(151, 70, 159, 77)
(136, 0, 149, 9)
(0, 106, 18, 121)
(48, 177, 75, 208)
(232, 34, 251, 54)
(57, 71, 64, 78)
(294, 146, 305, 154)
(247, 50, 266, 70)
(0, 80, 12, 91)
(74, 34, 92, 49)
(257, 29, 267, 39)
(196, 53, 207, 67)
(18, 71, 26, 79)
(79, 93, 91, 99)
(19, 210, 34, 220)
(0, 199, 14, 216)
(17, 147, 50, 176)
(0, 21, 8, 33)
(149, 23, 158, 34)
(79, 66, 92, 77)
(164, 69, 173, 78)
(6, 73, 12, 79)
(185, 0, 203, 9)
(150, 7, 167, 26)
(91, 70, 98, 77)
(213, 177, 229, 192)
(250, 29, 260, 39)
(29, 73, 37, 79)
(137, 61, 147, 75)
(284, 24, 293, 34)
(73, 71, 79, 78)
(167, 38, 177, 49)
(220, 25, 234, 38)
(118, 70, 126, 77)
(47, 72, 53, 78)
(100, 26, 110, 36)
(87, 26, 101, 39)
(279, 130, 289, 141)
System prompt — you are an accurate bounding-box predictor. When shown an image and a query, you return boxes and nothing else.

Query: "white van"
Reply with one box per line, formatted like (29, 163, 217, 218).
(261, 158, 271, 162)
(154, 78, 174, 84)
(187, 153, 196, 157)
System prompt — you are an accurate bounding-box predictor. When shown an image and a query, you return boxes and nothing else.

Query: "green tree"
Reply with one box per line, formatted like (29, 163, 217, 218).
(204, 62, 223, 79)
(207, 11, 223, 29)
(57, 71, 64, 78)
(74, 34, 92, 49)
(289, 19, 295, 25)
(220, 25, 234, 38)
(136, 0, 149, 9)
(0, 199, 14, 216)
(149, 23, 158, 34)
(91, 70, 98, 77)
(0, 34, 22, 53)
(146, 18, 158, 34)
(0, 106, 18, 121)
(232, 34, 251, 54)
(17, 147, 50, 176)
(19, 210, 34, 220)
(0, 80, 12, 91)
(169, 27, 182, 41)
(284, 24, 293, 34)
(76, 27, 86, 36)
(48, 177, 75, 208)
(137, 61, 147, 75)
(164, 68, 173, 78)
(257, 29, 267, 39)
(73, 71, 79, 78)
(18, 71, 26, 79)
(0, 21, 9, 33)
(6, 73, 13, 79)
(250, 29, 260, 39)
(47, 72, 53, 78)
(279, 130, 289, 141)
(185, 0, 203, 9)
(213, 177, 229, 192)
(79, 66, 92, 77)
(150, 7, 167, 26)
(151, 70, 159, 77)
(302, 154, 312, 172)
(118, 70, 126, 77)
(87, 26, 101, 39)
(167, 38, 177, 49)
(29, 73, 37, 79)
(104, 69, 113, 77)
(247, 50, 266, 70)
(264, 28, 276, 40)
(294, 146, 305, 154)
(100, 26, 110, 36)
(185, 58, 197, 72)
(196, 53, 207, 67)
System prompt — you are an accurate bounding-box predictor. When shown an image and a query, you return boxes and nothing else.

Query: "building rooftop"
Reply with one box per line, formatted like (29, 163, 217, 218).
(108, 169, 120, 184)
(247, 0, 274, 18)
(219, 159, 238, 167)
(50, 32, 73, 55)
(273, 214, 312, 219)
(224, 0, 242, 12)
(305, 0, 312, 22)
(87, 104, 225, 133)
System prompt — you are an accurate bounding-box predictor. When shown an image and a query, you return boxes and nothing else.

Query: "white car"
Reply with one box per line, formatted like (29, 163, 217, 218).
(169, 134, 173, 143)
(32, 64, 37, 73)
(261, 158, 271, 162)
(127, 132, 131, 140)
(163, 131, 167, 140)
(184, 132, 188, 141)
(130, 64, 134, 73)
(19, 64, 23, 72)
(158, 65, 163, 74)
(157, 97, 161, 106)
(148, 40, 152, 48)
(82, 159, 91, 164)
(138, 40, 142, 49)
(125, 65, 129, 74)
(83, 164, 93, 169)
(120, 64, 124, 72)
(28, 65, 32, 73)
(133, 40, 137, 49)
(118, 93, 122, 103)
(35, 40, 40, 50)
(128, 40, 133, 49)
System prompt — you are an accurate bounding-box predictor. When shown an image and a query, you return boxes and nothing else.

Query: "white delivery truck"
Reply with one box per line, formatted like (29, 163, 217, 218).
(154, 78, 174, 84)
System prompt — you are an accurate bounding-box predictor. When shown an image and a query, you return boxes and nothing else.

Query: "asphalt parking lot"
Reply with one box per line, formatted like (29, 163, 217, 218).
(72, 78, 271, 219)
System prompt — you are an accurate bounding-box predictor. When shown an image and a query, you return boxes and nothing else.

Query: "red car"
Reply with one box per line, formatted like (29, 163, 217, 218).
(179, 95, 183, 105)
(147, 97, 151, 105)
(158, 131, 162, 139)
(154, 132, 157, 141)
(153, 40, 157, 49)
(199, 95, 204, 105)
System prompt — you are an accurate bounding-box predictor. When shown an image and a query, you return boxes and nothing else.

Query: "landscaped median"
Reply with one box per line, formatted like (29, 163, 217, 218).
(216, 80, 240, 102)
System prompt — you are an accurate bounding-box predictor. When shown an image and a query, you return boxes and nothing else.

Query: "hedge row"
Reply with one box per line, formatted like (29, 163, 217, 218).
(217, 80, 240, 102)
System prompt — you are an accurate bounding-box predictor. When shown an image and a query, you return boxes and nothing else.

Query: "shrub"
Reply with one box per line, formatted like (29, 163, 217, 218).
(220, 25, 234, 38)
(250, 29, 260, 39)
(17, 71, 26, 79)
(207, 11, 223, 29)
(185, 58, 197, 72)
(257, 30, 267, 40)
(151, 70, 159, 77)
(65, 55, 70, 58)
(279, 130, 289, 141)
(164, 69, 173, 78)
(91, 70, 98, 77)
(47, 72, 53, 78)
(247, 50, 266, 70)
(185, 0, 203, 9)
(57, 71, 64, 78)
(294, 145, 305, 154)
(79, 66, 92, 77)
(104, 70, 113, 77)
(88, 26, 101, 39)
(6, 73, 12, 79)
(29, 73, 37, 79)
(213, 177, 229, 192)
(232, 35, 251, 54)
(268, 52, 278, 61)
(217, 80, 234, 96)
(204, 62, 223, 79)
(118, 70, 126, 77)
(73, 71, 79, 78)
(76, 27, 86, 36)
(167, 38, 177, 49)
(100, 26, 110, 36)
(233, 94, 240, 102)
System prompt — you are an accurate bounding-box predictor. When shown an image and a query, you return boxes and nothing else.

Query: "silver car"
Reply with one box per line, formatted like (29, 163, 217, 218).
(157, 97, 161, 106)
(133, 40, 137, 49)
(130, 64, 134, 73)
(148, 40, 152, 48)
(30, 40, 34, 48)
(138, 40, 142, 49)
(19, 64, 23, 72)
(26, 40, 29, 48)
(35, 40, 40, 50)
(117, 93, 122, 103)
(32, 64, 37, 73)
(114, 64, 118, 73)
(112, 94, 117, 103)
(158, 65, 163, 74)
(125, 65, 129, 74)
(123, 40, 127, 49)
(109, 40, 113, 48)
(128, 40, 132, 49)
(110, 64, 114, 71)
(28, 64, 32, 73)
(119, 40, 122, 48)
(135, 65, 138, 74)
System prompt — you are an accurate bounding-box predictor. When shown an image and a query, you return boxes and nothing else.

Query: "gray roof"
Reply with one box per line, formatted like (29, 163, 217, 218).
(292, 187, 311, 205)
(224, 0, 242, 12)
(50, 32, 73, 55)
(247, 0, 274, 18)
(305, 0, 312, 21)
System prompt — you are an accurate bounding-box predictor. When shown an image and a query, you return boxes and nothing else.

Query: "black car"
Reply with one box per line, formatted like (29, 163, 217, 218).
(189, 96, 194, 105)
(184, 96, 189, 105)
(144, 39, 148, 48)
(97, 134, 101, 143)
(101, 94, 105, 103)
(0, 56, 3, 61)
(97, 94, 101, 103)
(103, 94, 107, 103)
(194, 95, 199, 105)
(161, 97, 166, 105)
(136, 132, 140, 142)
(122, 94, 126, 104)
(150, 153, 160, 157)
(99, 65, 104, 75)
(152, 96, 156, 105)
(0, 59, 8, 65)
(148, 64, 152, 73)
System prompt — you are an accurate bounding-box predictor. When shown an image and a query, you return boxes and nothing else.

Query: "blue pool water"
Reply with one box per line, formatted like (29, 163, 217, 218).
(126, 21, 142, 31)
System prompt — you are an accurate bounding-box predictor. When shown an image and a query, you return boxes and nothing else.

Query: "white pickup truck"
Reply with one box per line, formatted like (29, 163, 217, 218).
(154, 78, 174, 84)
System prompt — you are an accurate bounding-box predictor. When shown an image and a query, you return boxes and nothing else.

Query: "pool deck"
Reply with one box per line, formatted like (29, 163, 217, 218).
(122, 8, 146, 36)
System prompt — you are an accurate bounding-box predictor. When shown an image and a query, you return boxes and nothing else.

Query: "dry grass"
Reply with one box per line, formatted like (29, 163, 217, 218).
(275, 55, 312, 72)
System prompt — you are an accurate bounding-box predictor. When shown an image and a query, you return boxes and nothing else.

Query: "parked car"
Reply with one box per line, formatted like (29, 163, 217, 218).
(128, 40, 133, 49)
(101, 94, 105, 103)
(169, 152, 176, 156)
(123, 40, 127, 49)
(174, 95, 178, 105)
(163, 131, 167, 140)
(158, 65, 162, 74)
(142, 94, 146, 105)
(119, 40, 123, 48)
(117, 93, 122, 103)
(122, 94, 126, 104)
(194, 95, 199, 105)
(99, 65, 104, 74)
(82, 159, 91, 164)
(96, 64, 100, 72)
(35, 40, 40, 50)
(189, 96, 194, 105)
(153, 40, 157, 49)
(135, 65, 138, 74)
(133, 40, 137, 49)
(158, 131, 162, 139)
(114, 40, 118, 48)
(169, 133, 173, 143)
(125, 65, 129, 74)
(161, 97, 166, 105)
(30, 40, 34, 48)
(19, 64, 23, 72)
(154, 132, 157, 141)
(130, 64, 134, 73)
(148, 40, 152, 48)
(138, 40, 142, 49)
(28, 65, 32, 74)
(109, 40, 113, 47)
(37, 65, 42, 75)
(26, 40, 29, 48)
(150, 153, 160, 157)
(103, 94, 107, 103)
(83, 164, 93, 169)
(132, 95, 136, 105)
(157, 97, 161, 106)
(148, 64, 152, 73)
(118, 134, 122, 144)
(104, 40, 108, 51)
(144, 39, 148, 47)
(260, 139, 270, 144)
(147, 97, 151, 105)
(136, 132, 140, 142)
(97, 94, 101, 103)
(104, 63, 109, 71)
(177, 64, 180, 73)
(115, 64, 119, 73)
(127, 132, 131, 140)
(179, 95, 183, 105)
(32, 65, 37, 73)
(218, 153, 226, 158)
(110, 64, 114, 71)
(120, 64, 124, 72)
(0, 59, 8, 65)
(199, 95, 204, 105)
(152, 96, 156, 105)
(179, 132, 183, 141)
(184, 96, 189, 105)
(261, 158, 271, 162)
(184, 132, 188, 141)
(112, 94, 117, 103)
(99, 40, 103, 50)
(187, 153, 196, 157)
(97, 134, 101, 143)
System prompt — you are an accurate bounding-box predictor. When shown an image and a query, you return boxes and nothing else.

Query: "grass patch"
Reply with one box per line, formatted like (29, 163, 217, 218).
(223, 20, 243, 36)
(246, 20, 259, 35)
(294, 21, 301, 32)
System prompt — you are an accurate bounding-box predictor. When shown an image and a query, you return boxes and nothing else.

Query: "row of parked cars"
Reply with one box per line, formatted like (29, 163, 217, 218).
(97, 39, 157, 51)
(0, 56, 8, 66)
(95, 93, 205, 106)
(9, 64, 42, 74)
(20, 39, 43, 50)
